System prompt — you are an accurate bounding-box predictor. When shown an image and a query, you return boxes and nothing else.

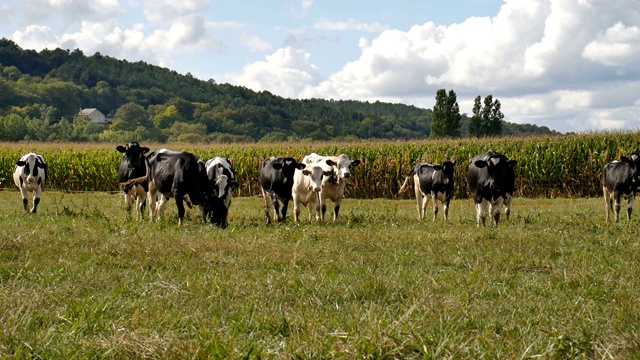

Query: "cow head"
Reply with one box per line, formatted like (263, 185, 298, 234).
(620, 153, 640, 183)
(16, 153, 47, 185)
(116, 142, 150, 169)
(473, 156, 517, 194)
(433, 160, 456, 184)
(271, 157, 306, 183)
(211, 164, 239, 199)
(328, 154, 360, 180)
(301, 163, 335, 193)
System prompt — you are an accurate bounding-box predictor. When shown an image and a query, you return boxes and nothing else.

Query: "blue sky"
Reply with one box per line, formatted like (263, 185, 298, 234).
(1, 0, 639, 133)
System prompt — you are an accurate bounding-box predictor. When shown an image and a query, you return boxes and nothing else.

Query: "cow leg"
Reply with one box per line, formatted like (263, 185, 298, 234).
(627, 194, 634, 220)
(174, 194, 186, 226)
(331, 196, 344, 222)
(261, 190, 273, 224)
(157, 195, 170, 219)
(443, 198, 450, 221)
(319, 197, 327, 222)
(280, 199, 290, 223)
(431, 192, 439, 221)
(614, 193, 622, 223)
(19, 188, 29, 212)
(490, 197, 504, 226)
(504, 194, 513, 220)
(476, 198, 489, 227)
(603, 187, 613, 223)
(415, 185, 424, 220)
(293, 197, 302, 223)
(271, 193, 282, 222)
(135, 185, 147, 220)
(30, 186, 43, 213)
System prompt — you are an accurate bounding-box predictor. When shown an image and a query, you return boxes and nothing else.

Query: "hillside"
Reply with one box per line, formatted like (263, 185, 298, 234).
(0, 38, 559, 143)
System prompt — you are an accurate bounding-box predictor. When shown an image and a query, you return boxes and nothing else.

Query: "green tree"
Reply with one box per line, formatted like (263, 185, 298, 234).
(481, 95, 503, 137)
(110, 102, 154, 132)
(430, 89, 461, 138)
(469, 96, 482, 137)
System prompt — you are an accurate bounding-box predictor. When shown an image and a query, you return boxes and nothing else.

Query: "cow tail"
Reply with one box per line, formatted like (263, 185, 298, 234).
(119, 157, 151, 192)
(398, 170, 415, 195)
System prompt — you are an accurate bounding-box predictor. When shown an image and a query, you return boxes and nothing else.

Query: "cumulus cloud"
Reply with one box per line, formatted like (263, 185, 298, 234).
(583, 22, 640, 67)
(314, 18, 388, 33)
(231, 47, 322, 99)
(142, 0, 209, 24)
(240, 33, 272, 53)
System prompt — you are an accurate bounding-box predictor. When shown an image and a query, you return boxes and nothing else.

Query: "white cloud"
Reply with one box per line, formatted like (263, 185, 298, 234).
(12, 25, 59, 51)
(583, 22, 640, 67)
(240, 33, 272, 53)
(314, 18, 388, 33)
(231, 47, 322, 99)
(142, 0, 209, 24)
(300, 0, 313, 10)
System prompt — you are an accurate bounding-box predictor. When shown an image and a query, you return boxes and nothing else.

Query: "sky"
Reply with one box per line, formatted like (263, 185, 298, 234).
(1, 0, 640, 133)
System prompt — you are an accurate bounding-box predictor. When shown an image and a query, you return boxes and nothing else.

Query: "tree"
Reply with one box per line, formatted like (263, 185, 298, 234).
(481, 95, 503, 137)
(110, 102, 154, 131)
(469, 96, 482, 137)
(430, 89, 461, 138)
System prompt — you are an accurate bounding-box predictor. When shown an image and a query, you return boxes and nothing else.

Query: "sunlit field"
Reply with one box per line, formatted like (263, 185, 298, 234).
(1, 190, 638, 358)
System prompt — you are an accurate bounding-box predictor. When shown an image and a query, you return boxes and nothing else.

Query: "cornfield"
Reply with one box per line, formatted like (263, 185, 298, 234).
(0, 132, 637, 198)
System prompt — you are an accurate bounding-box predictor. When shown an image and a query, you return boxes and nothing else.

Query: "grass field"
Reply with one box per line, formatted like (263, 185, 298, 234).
(0, 190, 639, 359)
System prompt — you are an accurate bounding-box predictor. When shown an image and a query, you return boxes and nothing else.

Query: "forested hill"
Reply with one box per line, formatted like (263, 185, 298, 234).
(0, 38, 558, 143)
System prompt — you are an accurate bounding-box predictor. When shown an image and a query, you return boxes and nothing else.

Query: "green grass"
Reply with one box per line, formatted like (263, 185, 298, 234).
(0, 190, 639, 359)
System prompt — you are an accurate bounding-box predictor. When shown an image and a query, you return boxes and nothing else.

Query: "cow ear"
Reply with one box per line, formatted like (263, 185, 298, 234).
(116, 146, 126, 153)
(296, 163, 306, 170)
(351, 160, 361, 166)
(16, 160, 26, 167)
(323, 170, 333, 176)
(38, 162, 47, 169)
(230, 181, 239, 190)
(142, 147, 150, 154)
(621, 156, 631, 163)
(508, 160, 518, 168)
(473, 160, 488, 168)
(325, 159, 337, 167)
(302, 169, 311, 176)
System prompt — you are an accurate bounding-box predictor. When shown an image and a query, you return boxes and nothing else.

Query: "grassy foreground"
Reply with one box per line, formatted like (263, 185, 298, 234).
(0, 191, 639, 359)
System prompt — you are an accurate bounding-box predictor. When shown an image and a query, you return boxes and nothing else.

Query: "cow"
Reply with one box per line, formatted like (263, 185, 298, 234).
(602, 153, 640, 223)
(467, 151, 518, 227)
(259, 157, 306, 224)
(205, 157, 239, 228)
(398, 160, 456, 221)
(116, 142, 150, 220)
(302, 153, 360, 222)
(13, 153, 47, 213)
(146, 149, 214, 226)
(292, 161, 336, 222)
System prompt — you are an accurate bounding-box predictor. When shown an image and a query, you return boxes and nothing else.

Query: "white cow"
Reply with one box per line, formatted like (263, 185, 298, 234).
(292, 161, 335, 222)
(13, 153, 47, 213)
(205, 156, 238, 227)
(302, 153, 360, 222)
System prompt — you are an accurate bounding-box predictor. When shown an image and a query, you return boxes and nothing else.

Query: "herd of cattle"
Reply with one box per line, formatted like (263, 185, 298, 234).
(11, 142, 640, 227)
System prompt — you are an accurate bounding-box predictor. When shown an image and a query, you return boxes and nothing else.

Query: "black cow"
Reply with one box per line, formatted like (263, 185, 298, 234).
(116, 142, 150, 219)
(399, 160, 456, 221)
(147, 149, 214, 226)
(259, 157, 306, 224)
(205, 156, 239, 228)
(602, 153, 640, 223)
(467, 151, 518, 227)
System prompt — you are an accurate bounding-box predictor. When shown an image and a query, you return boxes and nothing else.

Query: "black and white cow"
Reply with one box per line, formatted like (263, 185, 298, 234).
(13, 153, 47, 213)
(467, 151, 518, 227)
(399, 160, 456, 221)
(205, 156, 238, 228)
(259, 157, 306, 224)
(292, 160, 335, 222)
(147, 149, 214, 226)
(117, 142, 150, 220)
(302, 153, 360, 222)
(602, 153, 640, 223)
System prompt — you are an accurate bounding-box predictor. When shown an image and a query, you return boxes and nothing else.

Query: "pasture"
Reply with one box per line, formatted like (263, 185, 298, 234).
(1, 190, 639, 358)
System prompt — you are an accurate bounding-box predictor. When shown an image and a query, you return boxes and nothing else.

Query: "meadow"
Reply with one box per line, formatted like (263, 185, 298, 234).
(1, 189, 639, 359)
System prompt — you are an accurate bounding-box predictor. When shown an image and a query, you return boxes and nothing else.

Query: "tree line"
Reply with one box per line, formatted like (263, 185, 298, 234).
(0, 38, 558, 143)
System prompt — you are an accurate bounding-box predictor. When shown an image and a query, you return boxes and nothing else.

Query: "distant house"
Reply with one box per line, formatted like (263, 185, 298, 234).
(79, 108, 108, 124)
